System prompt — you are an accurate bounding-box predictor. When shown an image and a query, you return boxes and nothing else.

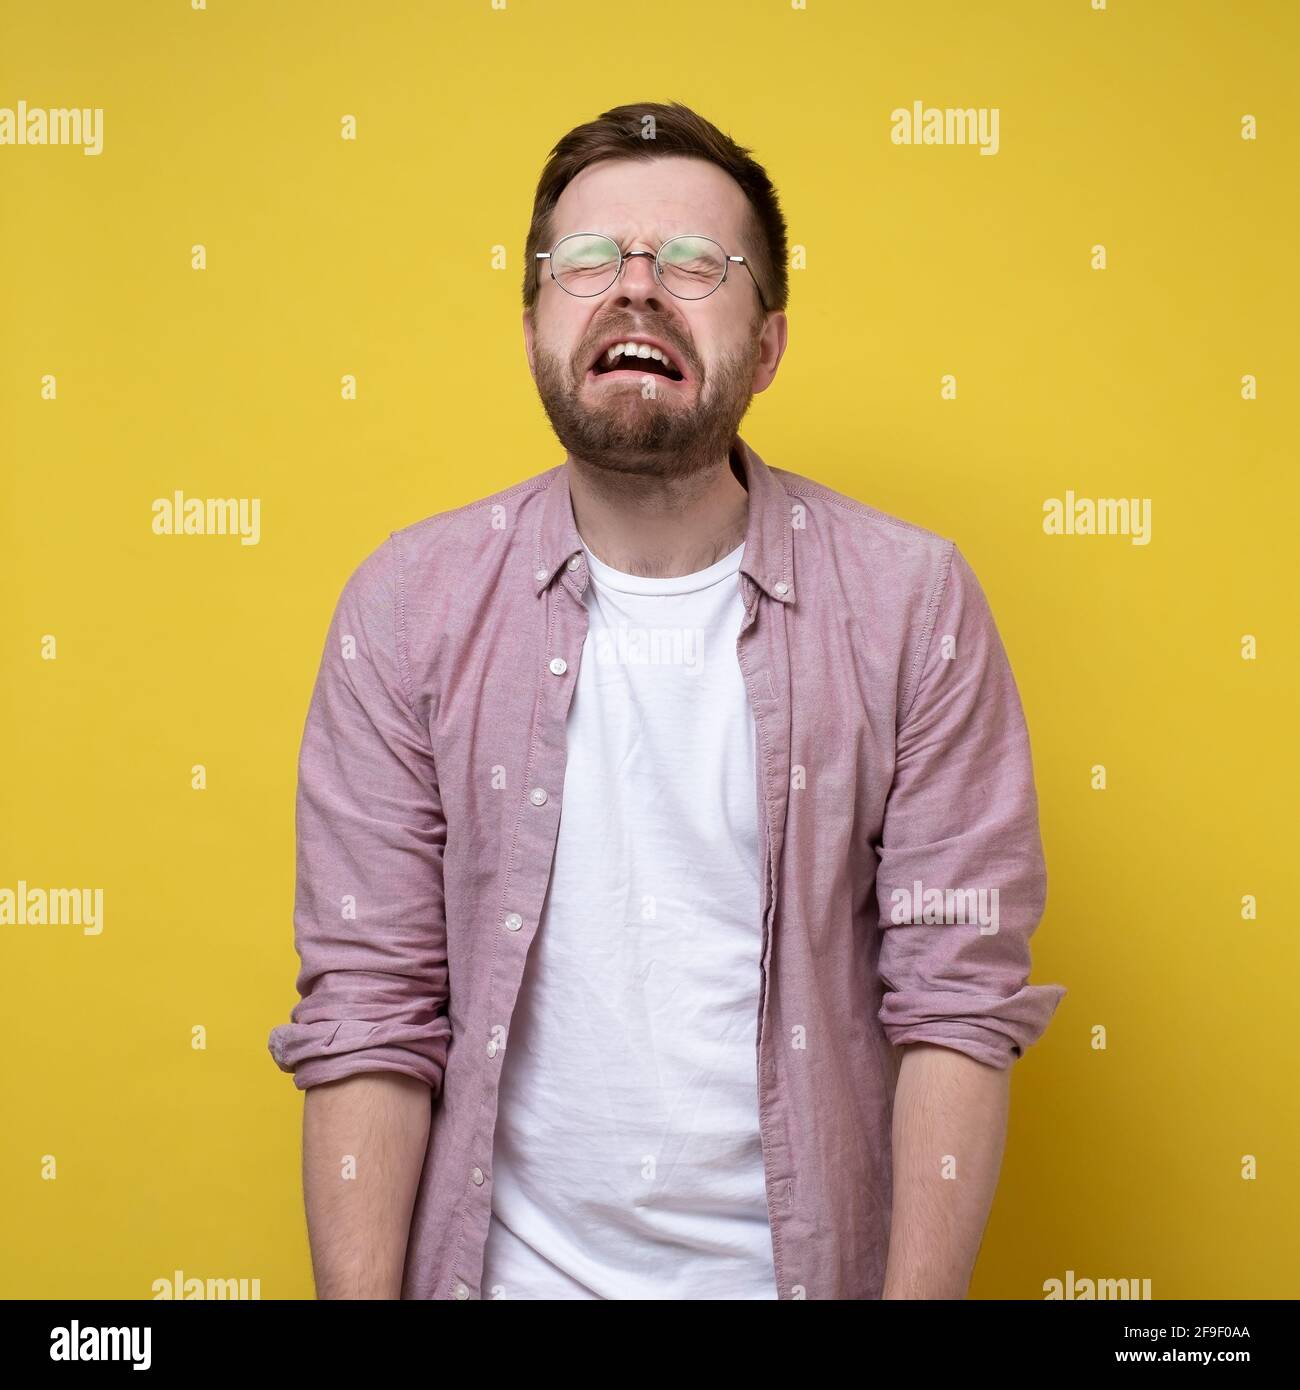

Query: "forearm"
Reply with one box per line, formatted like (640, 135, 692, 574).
(302, 1072, 432, 1299)
(883, 1042, 1011, 1299)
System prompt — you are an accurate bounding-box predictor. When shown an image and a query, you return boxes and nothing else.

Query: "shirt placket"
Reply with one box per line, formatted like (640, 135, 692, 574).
(735, 570, 796, 1299)
(447, 552, 591, 1301)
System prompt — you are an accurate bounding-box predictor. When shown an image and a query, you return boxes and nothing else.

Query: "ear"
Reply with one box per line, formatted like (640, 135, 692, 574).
(751, 311, 789, 395)
(522, 308, 536, 378)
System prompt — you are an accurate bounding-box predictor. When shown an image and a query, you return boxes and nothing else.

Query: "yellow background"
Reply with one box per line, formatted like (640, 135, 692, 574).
(2, 0, 1296, 1299)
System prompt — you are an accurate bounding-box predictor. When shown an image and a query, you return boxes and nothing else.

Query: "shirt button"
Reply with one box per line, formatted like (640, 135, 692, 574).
(529, 787, 548, 806)
(454, 1282, 470, 1300)
(566, 555, 582, 571)
(504, 912, 523, 932)
(548, 657, 567, 675)
(471, 1166, 485, 1186)
(487, 1038, 499, 1058)
(534, 567, 548, 581)
(774, 581, 789, 596)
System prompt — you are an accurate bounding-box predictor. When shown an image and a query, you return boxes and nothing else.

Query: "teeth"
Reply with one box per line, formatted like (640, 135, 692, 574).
(602, 340, 677, 373)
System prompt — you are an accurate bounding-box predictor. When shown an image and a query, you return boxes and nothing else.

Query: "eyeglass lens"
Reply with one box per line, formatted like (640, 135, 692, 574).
(550, 234, 727, 300)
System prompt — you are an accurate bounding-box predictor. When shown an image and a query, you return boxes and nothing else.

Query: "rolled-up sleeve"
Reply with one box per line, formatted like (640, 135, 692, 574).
(875, 543, 1065, 1070)
(267, 534, 453, 1093)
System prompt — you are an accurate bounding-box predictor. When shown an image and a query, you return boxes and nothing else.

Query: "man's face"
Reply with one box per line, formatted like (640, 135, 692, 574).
(523, 156, 786, 481)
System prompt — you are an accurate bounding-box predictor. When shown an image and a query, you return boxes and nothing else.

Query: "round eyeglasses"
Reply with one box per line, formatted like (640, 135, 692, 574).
(536, 232, 768, 312)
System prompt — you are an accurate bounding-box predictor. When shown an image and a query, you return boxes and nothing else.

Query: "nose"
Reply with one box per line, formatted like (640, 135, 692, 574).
(611, 250, 670, 312)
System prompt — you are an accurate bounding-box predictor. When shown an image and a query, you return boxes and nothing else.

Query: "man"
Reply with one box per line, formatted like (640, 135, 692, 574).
(268, 101, 1065, 1301)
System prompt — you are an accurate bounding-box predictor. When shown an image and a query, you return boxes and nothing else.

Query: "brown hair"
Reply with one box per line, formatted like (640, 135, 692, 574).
(521, 101, 789, 317)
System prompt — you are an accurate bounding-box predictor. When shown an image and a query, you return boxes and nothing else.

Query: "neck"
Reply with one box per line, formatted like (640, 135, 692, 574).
(566, 449, 749, 578)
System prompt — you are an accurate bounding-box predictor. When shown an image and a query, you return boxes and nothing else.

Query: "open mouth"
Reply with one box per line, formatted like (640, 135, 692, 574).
(587, 338, 687, 384)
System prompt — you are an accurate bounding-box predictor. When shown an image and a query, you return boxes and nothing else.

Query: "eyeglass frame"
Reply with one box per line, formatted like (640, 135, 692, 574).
(535, 231, 769, 313)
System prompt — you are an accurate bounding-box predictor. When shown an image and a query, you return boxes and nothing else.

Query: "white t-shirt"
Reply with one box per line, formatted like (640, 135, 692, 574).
(480, 536, 776, 1300)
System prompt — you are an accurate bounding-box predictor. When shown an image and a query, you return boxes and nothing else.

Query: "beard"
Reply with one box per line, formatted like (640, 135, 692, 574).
(530, 316, 762, 484)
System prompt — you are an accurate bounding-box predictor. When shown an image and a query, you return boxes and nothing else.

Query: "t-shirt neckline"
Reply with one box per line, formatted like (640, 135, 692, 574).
(580, 537, 745, 596)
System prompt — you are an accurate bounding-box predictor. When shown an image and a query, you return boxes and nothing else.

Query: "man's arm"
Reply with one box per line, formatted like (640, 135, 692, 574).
(873, 543, 1066, 1296)
(883, 1043, 1010, 1299)
(268, 536, 453, 1299)
(303, 1074, 431, 1299)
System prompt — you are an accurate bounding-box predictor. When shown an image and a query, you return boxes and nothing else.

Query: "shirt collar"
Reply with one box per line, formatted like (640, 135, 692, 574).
(533, 433, 795, 606)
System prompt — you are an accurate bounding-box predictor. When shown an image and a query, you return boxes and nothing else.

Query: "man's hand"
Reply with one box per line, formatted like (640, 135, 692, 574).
(883, 1042, 1012, 1299)
(302, 1072, 432, 1299)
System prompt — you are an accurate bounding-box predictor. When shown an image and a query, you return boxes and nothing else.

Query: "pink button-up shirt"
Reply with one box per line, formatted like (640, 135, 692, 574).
(268, 434, 1066, 1300)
